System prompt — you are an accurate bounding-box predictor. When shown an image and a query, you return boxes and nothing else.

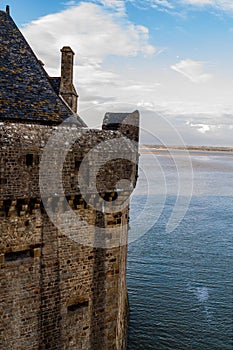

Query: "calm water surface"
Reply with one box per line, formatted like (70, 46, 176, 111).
(127, 151, 233, 350)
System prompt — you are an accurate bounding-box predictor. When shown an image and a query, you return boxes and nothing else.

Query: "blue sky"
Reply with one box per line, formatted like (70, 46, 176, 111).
(2, 0, 233, 145)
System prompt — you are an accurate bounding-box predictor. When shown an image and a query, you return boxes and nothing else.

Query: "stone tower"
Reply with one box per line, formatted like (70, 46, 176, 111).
(0, 7, 139, 350)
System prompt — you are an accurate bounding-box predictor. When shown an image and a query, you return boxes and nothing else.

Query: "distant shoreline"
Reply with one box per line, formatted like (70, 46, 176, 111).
(140, 145, 233, 153)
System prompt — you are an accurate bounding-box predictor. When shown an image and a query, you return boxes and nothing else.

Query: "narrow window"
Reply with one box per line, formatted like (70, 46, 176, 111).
(67, 300, 89, 312)
(5, 249, 34, 262)
(26, 154, 33, 166)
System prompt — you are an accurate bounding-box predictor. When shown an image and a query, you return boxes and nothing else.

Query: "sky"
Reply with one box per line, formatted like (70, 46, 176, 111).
(2, 0, 233, 146)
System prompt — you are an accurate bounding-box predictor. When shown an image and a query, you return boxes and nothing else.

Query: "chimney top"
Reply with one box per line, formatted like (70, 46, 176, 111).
(60, 46, 78, 113)
(6, 5, 10, 15)
(61, 46, 75, 55)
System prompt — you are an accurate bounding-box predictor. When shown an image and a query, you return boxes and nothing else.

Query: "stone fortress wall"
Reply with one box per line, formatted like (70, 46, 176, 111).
(0, 6, 139, 350)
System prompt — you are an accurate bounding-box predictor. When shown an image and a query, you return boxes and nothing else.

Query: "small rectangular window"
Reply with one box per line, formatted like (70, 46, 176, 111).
(67, 300, 89, 312)
(26, 154, 33, 166)
(5, 249, 34, 262)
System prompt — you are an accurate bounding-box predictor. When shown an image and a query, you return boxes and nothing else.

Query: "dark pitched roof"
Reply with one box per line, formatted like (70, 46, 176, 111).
(0, 10, 86, 126)
(49, 77, 61, 96)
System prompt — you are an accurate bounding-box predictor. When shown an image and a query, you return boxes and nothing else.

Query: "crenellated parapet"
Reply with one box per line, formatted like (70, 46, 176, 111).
(0, 119, 139, 200)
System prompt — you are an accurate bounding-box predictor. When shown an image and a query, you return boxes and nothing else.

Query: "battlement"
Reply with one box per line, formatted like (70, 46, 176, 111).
(0, 120, 138, 200)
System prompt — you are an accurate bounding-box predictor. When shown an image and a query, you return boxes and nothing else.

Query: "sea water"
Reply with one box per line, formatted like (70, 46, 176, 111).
(127, 151, 233, 350)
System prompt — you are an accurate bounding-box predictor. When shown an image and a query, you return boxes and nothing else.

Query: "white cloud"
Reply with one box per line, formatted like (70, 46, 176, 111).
(62, 0, 77, 6)
(145, 0, 174, 9)
(22, 2, 156, 73)
(190, 123, 212, 133)
(186, 118, 232, 136)
(88, 0, 233, 14)
(171, 59, 212, 83)
(93, 0, 127, 15)
(177, 0, 233, 12)
(181, 0, 212, 4)
(121, 0, 233, 13)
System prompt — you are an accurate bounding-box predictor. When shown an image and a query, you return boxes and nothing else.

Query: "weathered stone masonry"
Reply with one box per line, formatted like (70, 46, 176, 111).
(0, 7, 139, 350)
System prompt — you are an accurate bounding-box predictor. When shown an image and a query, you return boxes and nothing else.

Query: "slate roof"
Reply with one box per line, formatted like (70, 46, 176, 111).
(0, 9, 86, 126)
(49, 77, 61, 96)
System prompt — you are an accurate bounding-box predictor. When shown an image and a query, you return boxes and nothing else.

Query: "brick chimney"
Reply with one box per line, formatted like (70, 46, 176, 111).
(60, 46, 78, 113)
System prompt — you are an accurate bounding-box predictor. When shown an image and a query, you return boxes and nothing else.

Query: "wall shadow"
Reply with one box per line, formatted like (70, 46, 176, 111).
(90, 210, 107, 349)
